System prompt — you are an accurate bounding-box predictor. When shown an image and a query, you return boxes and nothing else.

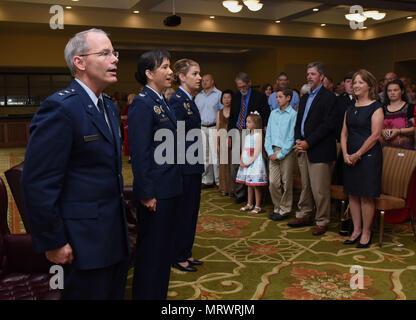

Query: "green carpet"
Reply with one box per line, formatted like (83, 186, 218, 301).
(127, 187, 416, 300)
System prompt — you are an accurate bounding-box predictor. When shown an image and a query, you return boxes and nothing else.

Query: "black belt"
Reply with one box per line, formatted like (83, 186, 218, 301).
(202, 123, 216, 127)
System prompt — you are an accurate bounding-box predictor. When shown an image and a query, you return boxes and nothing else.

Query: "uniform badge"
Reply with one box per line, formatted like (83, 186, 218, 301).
(88, 104, 94, 109)
(184, 102, 193, 115)
(154, 106, 161, 114)
(160, 106, 165, 113)
(71, 89, 75, 92)
(64, 90, 70, 93)
(139, 93, 145, 97)
(58, 92, 64, 96)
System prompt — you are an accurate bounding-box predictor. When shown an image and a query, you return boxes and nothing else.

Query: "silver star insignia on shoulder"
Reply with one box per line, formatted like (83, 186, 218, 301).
(58, 92, 64, 96)
(139, 93, 145, 97)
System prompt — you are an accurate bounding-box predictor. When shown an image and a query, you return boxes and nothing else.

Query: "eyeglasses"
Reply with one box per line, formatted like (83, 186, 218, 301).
(79, 51, 119, 59)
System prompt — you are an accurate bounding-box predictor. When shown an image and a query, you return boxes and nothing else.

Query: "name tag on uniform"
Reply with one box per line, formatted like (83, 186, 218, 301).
(84, 134, 99, 142)
(159, 118, 169, 123)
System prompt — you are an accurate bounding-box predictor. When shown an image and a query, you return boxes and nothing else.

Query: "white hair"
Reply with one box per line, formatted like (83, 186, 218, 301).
(300, 83, 311, 96)
(64, 28, 108, 76)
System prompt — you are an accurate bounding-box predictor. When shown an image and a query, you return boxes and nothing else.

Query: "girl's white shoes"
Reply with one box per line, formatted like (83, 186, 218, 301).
(240, 204, 254, 212)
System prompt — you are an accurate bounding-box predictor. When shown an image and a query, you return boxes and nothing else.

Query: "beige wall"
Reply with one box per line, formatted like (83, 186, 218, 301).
(3, 23, 416, 102)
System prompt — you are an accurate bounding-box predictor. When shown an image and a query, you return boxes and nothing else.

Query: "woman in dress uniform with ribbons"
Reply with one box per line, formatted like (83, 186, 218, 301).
(128, 50, 182, 300)
(169, 59, 205, 272)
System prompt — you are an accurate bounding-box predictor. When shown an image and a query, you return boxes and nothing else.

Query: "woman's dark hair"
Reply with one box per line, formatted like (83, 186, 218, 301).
(384, 79, 409, 105)
(261, 83, 272, 93)
(221, 89, 233, 104)
(135, 50, 171, 86)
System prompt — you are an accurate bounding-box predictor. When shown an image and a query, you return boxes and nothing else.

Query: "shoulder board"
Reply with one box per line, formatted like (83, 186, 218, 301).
(56, 88, 76, 99)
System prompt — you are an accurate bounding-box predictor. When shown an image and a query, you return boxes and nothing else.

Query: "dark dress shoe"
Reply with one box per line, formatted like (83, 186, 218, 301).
(356, 233, 372, 248)
(287, 217, 313, 228)
(268, 212, 289, 221)
(312, 225, 327, 236)
(173, 263, 197, 272)
(187, 259, 203, 266)
(343, 233, 361, 245)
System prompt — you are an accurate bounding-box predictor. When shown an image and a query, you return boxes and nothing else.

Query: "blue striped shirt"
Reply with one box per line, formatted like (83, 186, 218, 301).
(265, 105, 297, 160)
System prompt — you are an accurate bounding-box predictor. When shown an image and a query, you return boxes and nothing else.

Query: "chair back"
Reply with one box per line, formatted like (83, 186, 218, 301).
(382, 146, 416, 199)
(0, 177, 10, 235)
(4, 162, 30, 233)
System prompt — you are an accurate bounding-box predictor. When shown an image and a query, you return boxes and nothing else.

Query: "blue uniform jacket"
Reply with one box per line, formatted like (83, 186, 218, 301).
(169, 88, 204, 175)
(128, 86, 183, 201)
(21, 79, 130, 270)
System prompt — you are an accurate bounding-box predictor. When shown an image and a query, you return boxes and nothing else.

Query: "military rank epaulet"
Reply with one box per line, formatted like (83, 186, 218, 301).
(57, 88, 76, 98)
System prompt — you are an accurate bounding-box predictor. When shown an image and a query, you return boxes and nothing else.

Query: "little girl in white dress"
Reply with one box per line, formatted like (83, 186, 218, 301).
(236, 112, 267, 214)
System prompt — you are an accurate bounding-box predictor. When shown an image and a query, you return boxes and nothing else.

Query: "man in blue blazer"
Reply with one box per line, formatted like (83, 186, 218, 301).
(21, 29, 130, 300)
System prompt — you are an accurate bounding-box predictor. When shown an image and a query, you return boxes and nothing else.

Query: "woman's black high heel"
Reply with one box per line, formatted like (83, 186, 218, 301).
(356, 233, 372, 248)
(343, 233, 361, 245)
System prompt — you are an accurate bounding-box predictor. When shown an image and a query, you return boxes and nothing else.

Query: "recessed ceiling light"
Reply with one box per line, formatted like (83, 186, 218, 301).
(313, 8, 319, 12)
(362, 26, 367, 29)
(407, 16, 413, 20)
(133, 10, 139, 14)
(275, 20, 280, 23)
(210, 16, 215, 19)
(66, 6, 72, 9)
(321, 23, 326, 27)
(71, 0, 79, 2)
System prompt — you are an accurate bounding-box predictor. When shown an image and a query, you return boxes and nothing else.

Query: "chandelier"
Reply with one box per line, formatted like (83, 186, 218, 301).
(345, 10, 386, 22)
(222, 0, 263, 13)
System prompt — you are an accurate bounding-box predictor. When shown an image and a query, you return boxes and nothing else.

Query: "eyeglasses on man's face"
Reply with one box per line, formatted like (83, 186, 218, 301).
(79, 50, 119, 59)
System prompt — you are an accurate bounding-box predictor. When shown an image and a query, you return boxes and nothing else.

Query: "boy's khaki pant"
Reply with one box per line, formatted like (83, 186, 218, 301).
(268, 147, 295, 215)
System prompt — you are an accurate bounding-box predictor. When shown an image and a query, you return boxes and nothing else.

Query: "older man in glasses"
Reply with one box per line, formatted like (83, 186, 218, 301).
(21, 29, 130, 300)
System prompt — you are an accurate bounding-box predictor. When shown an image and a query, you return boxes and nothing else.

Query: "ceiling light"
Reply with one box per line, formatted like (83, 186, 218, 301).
(228, 4, 243, 12)
(345, 13, 367, 23)
(407, 16, 413, 19)
(321, 23, 326, 27)
(133, 10, 139, 13)
(244, 0, 263, 11)
(363, 10, 386, 20)
(71, 0, 79, 1)
(313, 8, 319, 12)
(210, 16, 215, 19)
(362, 26, 367, 29)
(275, 20, 280, 23)
(66, 6, 71, 9)
(223, 0, 239, 8)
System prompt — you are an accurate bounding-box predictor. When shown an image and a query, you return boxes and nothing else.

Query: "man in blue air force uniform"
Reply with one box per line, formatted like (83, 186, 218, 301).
(21, 29, 130, 300)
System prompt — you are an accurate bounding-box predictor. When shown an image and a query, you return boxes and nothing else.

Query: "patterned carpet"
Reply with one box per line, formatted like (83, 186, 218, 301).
(2, 148, 416, 300)
(156, 188, 416, 300)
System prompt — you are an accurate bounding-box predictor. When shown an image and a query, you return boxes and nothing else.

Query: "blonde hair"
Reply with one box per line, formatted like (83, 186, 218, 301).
(352, 69, 378, 100)
(172, 58, 199, 86)
(246, 113, 262, 130)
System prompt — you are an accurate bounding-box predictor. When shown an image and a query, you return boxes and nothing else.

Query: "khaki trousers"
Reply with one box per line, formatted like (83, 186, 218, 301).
(268, 147, 295, 215)
(295, 152, 332, 227)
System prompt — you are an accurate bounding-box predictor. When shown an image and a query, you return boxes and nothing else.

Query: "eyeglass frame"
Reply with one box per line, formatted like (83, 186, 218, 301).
(78, 50, 119, 59)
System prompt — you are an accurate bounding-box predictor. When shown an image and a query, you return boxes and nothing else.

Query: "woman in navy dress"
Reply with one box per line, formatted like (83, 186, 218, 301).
(341, 69, 384, 248)
(169, 59, 204, 272)
(129, 50, 182, 299)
